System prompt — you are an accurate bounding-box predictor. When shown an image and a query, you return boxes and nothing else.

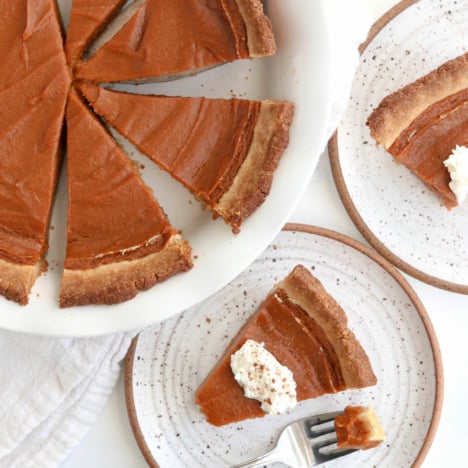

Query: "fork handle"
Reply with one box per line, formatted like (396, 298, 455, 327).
(232, 447, 281, 467)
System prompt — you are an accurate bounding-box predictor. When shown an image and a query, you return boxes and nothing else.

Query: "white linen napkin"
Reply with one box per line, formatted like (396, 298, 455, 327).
(0, 2, 372, 467)
(0, 331, 135, 468)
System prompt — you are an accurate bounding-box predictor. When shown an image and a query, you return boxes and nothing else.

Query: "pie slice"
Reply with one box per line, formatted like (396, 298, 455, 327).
(77, 82, 294, 233)
(60, 89, 193, 307)
(195, 265, 377, 426)
(0, 0, 71, 304)
(335, 406, 386, 450)
(65, 0, 127, 68)
(74, 0, 276, 83)
(367, 52, 468, 209)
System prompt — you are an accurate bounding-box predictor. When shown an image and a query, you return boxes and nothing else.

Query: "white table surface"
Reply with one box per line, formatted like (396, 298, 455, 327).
(61, 0, 468, 466)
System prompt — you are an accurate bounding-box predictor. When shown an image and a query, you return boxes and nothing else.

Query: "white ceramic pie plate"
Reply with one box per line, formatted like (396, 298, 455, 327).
(0, 0, 331, 336)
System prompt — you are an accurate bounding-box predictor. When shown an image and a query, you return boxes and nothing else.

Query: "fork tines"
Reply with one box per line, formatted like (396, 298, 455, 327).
(305, 411, 357, 463)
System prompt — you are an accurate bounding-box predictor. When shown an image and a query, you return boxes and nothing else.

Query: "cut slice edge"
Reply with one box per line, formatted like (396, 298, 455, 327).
(335, 405, 386, 450)
(0, 0, 70, 305)
(65, 0, 128, 67)
(77, 81, 294, 233)
(366, 52, 468, 210)
(0, 258, 45, 306)
(195, 264, 376, 426)
(278, 264, 377, 389)
(367, 52, 468, 150)
(60, 89, 193, 307)
(74, 0, 276, 83)
(59, 233, 193, 307)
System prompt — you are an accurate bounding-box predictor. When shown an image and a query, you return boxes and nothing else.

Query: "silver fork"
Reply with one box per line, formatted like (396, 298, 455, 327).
(232, 411, 357, 467)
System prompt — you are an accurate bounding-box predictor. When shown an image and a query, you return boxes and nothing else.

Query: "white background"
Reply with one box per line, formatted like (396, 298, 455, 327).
(61, 0, 468, 466)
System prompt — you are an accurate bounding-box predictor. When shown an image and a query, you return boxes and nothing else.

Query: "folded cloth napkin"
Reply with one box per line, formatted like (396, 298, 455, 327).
(0, 331, 135, 468)
(0, 2, 372, 467)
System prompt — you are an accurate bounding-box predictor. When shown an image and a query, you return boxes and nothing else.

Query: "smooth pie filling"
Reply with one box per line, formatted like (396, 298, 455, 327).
(60, 89, 192, 307)
(0, 0, 71, 304)
(65, 0, 127, 67)
(195, 265, 376, 426)
(78, 82, 294, 233)
(0, 0, 287, 305)
(75, 0, 276, 83)
(367, 52, 468, 209)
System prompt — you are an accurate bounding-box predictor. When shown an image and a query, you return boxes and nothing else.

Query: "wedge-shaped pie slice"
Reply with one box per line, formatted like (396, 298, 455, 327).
(0, 0, 71, 304)
(195, 265, 377, 426)
(60, 89, 193, 307)
(65, 0, 127, 67)
(335, 406, 386, 450)
(367, 52, 468, 209)
(75, 0, 276, 83)
(78, 82, 294, 233)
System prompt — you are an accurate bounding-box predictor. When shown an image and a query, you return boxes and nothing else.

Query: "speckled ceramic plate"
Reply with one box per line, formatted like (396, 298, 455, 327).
(125, 224, 443, 468)
(329, 0, 468, 293)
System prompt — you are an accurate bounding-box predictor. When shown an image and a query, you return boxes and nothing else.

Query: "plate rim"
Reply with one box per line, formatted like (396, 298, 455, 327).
(124, 222, 444, 468)
(328, 0, 468, 295)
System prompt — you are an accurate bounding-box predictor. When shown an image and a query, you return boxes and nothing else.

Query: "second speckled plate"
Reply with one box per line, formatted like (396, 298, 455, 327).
(329, 0, 468, 293)
(125, 224, 442, 468)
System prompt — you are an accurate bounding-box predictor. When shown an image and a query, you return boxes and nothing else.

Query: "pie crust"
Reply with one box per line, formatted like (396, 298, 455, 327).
(367, 52, 468, 150)
(0, 0, 70, 304)
(78, 82, 294, 233)
(367, 52, 468, 209)
(335, 405, 386, 450)
(60, 90, 192, 307)
(195, 265, 376, 426)
(0, 0, 290, 306)
(75, 0, 276, 83)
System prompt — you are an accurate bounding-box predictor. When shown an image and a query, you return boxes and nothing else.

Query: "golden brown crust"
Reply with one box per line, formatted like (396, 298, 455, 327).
(59, 235, 192, 307)
(216, 100, 294, 233)
(280, 265, 377, 388)
(0, 258, 43, 305)
(367, 52, 468, 149)
(195, 264, 376, 426)
(234, 0, 276, 56)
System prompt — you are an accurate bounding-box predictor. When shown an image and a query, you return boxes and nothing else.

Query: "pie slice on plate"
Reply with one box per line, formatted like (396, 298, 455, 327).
(65, 0, 127, 67)
(60, 89, 193, 307)
(74, 0, 276, 83)
(367, 52, 468, 209)
(195, 265, 377, 426)
(0, 0, 70, 304)
(78, 82, 294, 233)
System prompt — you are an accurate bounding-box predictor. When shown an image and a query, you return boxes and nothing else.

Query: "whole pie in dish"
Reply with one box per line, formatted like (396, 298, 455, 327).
(60, 89, 193, 307)
(195, 265, 376, 426)
(335, 405, 386, 450)
(0, 0, 71, 304)
(0, 0, 292, 306)
(78, 82, 294, 233)
(367, 52, 468, 209)
(75, 0, 276, 83)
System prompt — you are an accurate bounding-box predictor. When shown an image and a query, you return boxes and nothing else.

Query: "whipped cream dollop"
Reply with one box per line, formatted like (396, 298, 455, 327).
(444, 145, 468, 205)
(230, 339, 297, 415)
